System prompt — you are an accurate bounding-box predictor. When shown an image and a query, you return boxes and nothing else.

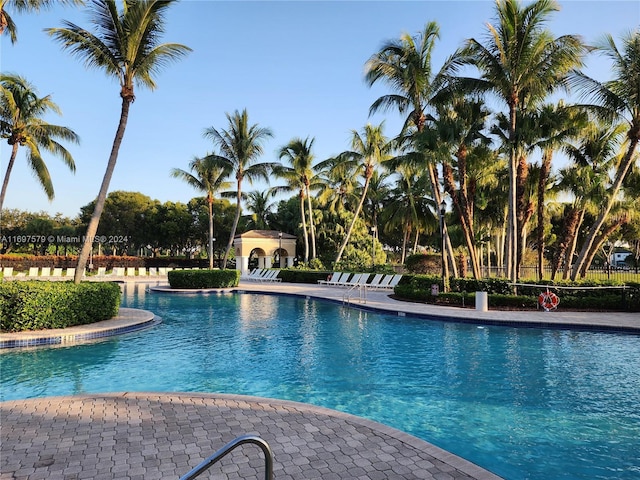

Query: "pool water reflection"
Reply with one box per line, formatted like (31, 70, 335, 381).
(1, 284, 639, 480)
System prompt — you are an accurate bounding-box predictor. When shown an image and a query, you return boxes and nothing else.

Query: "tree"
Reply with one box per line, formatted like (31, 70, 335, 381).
(570, 30, 640, 280)
(244, 190, 275, 231)
(320, 123, 392, 266)
(0, 0, 84, 44)
(364, 21, 462, 279)
(275, 137, 317, 263)
(460, 0, 584, 282)
(202, 109, 274, 269)
(0, 74, 79, 210)
(171, 157, 231, 268)
(46, 0, 191, 283)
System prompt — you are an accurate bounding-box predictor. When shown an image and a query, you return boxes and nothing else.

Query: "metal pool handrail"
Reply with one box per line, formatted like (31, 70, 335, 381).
(179, 435, 273, 480)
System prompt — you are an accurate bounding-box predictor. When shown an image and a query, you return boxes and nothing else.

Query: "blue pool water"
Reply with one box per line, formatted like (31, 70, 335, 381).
(1, 285, 639, 479)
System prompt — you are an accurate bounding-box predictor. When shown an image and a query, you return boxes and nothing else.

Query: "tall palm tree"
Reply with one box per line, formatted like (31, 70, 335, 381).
(277, 137, 317, 262)
(365, 21, 463, 278)
(0, 73, 79, 211)
(570, 30, 640, 280)
(203, 109, 274, 269)
(324, 123, 392, 265)
(460, 0, 584, 282)
(46, 0, 191, 283)
(171, 157, 231, 269)
(0, 0, 84, 44)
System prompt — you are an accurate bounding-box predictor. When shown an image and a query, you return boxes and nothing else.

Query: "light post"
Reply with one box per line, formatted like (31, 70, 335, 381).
(371, 226, 377, 269)
(439, 199, 447, 293)
(212, 237, 216, 268)
(278, 231, 283, 268)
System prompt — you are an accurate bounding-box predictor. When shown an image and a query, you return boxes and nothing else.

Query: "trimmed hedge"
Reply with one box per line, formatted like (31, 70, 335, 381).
(0, 281, 121, 332)
(393, 275, 639, 311)
(168, 269, 240, 289)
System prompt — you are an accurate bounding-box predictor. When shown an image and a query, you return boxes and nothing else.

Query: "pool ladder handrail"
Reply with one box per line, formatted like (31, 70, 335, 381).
(343, 282, 367, 305)
(179, 434, 273, 480)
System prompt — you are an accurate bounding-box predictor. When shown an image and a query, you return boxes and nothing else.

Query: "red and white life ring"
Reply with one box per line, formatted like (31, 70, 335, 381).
(538, 290, 560, 312)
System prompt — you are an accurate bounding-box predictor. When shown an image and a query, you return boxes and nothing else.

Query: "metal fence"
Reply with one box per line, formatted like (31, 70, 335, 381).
(482, 265, 639, 282)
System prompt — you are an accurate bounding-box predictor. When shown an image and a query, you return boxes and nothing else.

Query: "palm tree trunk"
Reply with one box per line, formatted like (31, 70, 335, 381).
(0, 143, 19, 211)
(334, 175, 371, 265)
(222, 179, 242, 269)
(537, 150, 552, 281)
(578, 221, 624, 278)
(562, 209, 584, 280)
(300, 192, 309, 264)
(207, 195, 214, 269)
(305, 185, 316, 259)
(74, 97, 132, 284)
(571, 139, 638, 280)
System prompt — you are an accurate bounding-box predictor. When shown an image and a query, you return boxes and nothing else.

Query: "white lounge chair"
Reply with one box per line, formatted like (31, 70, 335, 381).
(51, 268, 63, 278)
(148, 267, 158, 276)
(365, 273, 384, 289)
(66, 267, 75, 277)
(386, 274, 403, 289)
(2, 267, 13, 278)
(96, 267, 107, 277)
(369, 274, 393, 290)
(326, 272, 351, 286)
(137, 267, 147, 276)
(258, 269, 281, 282)
(126, 267, 136, 277)
(318, 272, 341, 285)
(28, 267, 39, 277)
(40, 267, 51, 277)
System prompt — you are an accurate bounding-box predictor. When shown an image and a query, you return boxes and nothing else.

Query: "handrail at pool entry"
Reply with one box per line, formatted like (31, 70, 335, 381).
(179, 434, 273, 480)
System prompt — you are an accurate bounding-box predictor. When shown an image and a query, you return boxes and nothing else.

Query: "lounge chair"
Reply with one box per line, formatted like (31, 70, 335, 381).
(368, 274, 393, 290)
(137, 267, 147, 276)
(258, 269, 282, 282)
(96, 267, 107, 277)
(386, 274, 403, 289)
(66, 267, 75, 277)
(343, 273, 364, 286)
(28, 267, 39, 277)
(365, 273, 384, 289)
(326, 272, 351, 286)
(51, 268, 63, 278)
(40, 267, 51, 277)
(318, 272, 340, 285)
(2, 267, 13, 278)
(126, 267, 136, 277)
(148, 267, 158, 276)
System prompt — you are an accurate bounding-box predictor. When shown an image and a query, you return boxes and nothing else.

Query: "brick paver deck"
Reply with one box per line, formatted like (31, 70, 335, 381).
(1, 393, 501, 480)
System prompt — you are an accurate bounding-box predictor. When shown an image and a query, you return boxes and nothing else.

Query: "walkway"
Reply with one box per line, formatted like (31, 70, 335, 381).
(0, 392, 500, 480)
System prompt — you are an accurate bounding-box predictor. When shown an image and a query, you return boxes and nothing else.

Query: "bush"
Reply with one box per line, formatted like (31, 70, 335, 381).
(404, 254, 442, 274)
(0, 281, 121, 332)
(168, 269, 239, 289)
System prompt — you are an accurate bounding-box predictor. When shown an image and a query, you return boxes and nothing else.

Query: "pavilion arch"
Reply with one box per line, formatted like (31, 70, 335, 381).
(233, 230, 297, 274)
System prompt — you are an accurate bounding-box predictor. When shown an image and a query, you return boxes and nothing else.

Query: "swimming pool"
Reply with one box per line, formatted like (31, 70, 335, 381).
(1, 285, 639, 479)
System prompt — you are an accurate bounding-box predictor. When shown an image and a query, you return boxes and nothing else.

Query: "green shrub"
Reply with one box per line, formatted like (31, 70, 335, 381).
(168, 269, 239, 289)
(0, 281, 121, 332)
(404, 254, 442, 274)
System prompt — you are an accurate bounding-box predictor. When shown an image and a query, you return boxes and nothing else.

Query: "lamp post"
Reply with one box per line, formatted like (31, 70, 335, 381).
(371, 226, 377, 269)
(212, 237, 216, 268)
(439, 199, 447, 293)
(278, 231, 283, 268)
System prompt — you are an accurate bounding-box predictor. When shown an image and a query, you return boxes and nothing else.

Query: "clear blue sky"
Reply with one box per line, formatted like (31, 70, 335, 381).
(2, 0, 639, 219)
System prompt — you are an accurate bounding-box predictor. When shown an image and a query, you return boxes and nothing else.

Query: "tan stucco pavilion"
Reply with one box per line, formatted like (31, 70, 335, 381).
(233, 230, 297, 274)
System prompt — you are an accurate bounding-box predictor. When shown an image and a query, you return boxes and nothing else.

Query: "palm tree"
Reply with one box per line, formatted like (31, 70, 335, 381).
(365, 21, 463, 279)
(0, 73, 79, 211)
(46, 0, 191, 284)
(324, 123, 392, 265)
(244, 190, 275, 230)
(0, 0, 84, 44)
(202, 109, 274, 269)
(171, 157, 231, 269)
(460, 0, 584, 282)
(277, 137, 317, 262)
(570, 30, 640, 280)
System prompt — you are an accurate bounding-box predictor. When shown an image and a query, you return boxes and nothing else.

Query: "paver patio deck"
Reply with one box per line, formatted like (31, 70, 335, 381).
(1, 280, 638, 479)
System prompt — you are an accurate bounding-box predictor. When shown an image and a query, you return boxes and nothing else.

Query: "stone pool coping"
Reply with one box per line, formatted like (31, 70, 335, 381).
(0, 308, 158, 349)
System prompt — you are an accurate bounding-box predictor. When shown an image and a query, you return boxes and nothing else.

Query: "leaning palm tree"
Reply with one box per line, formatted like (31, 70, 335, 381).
(202, 109, 274, 269)
(46, 0, 191, 284)
(0, 73, 79, 211)
(460, 0, 584, 282)
(277, 137, 317, 262)
(324, 123, 392, 265)
(570, 30, 640, 280)
(171, 157, 231, 269)
(0, 0, 84, 44)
